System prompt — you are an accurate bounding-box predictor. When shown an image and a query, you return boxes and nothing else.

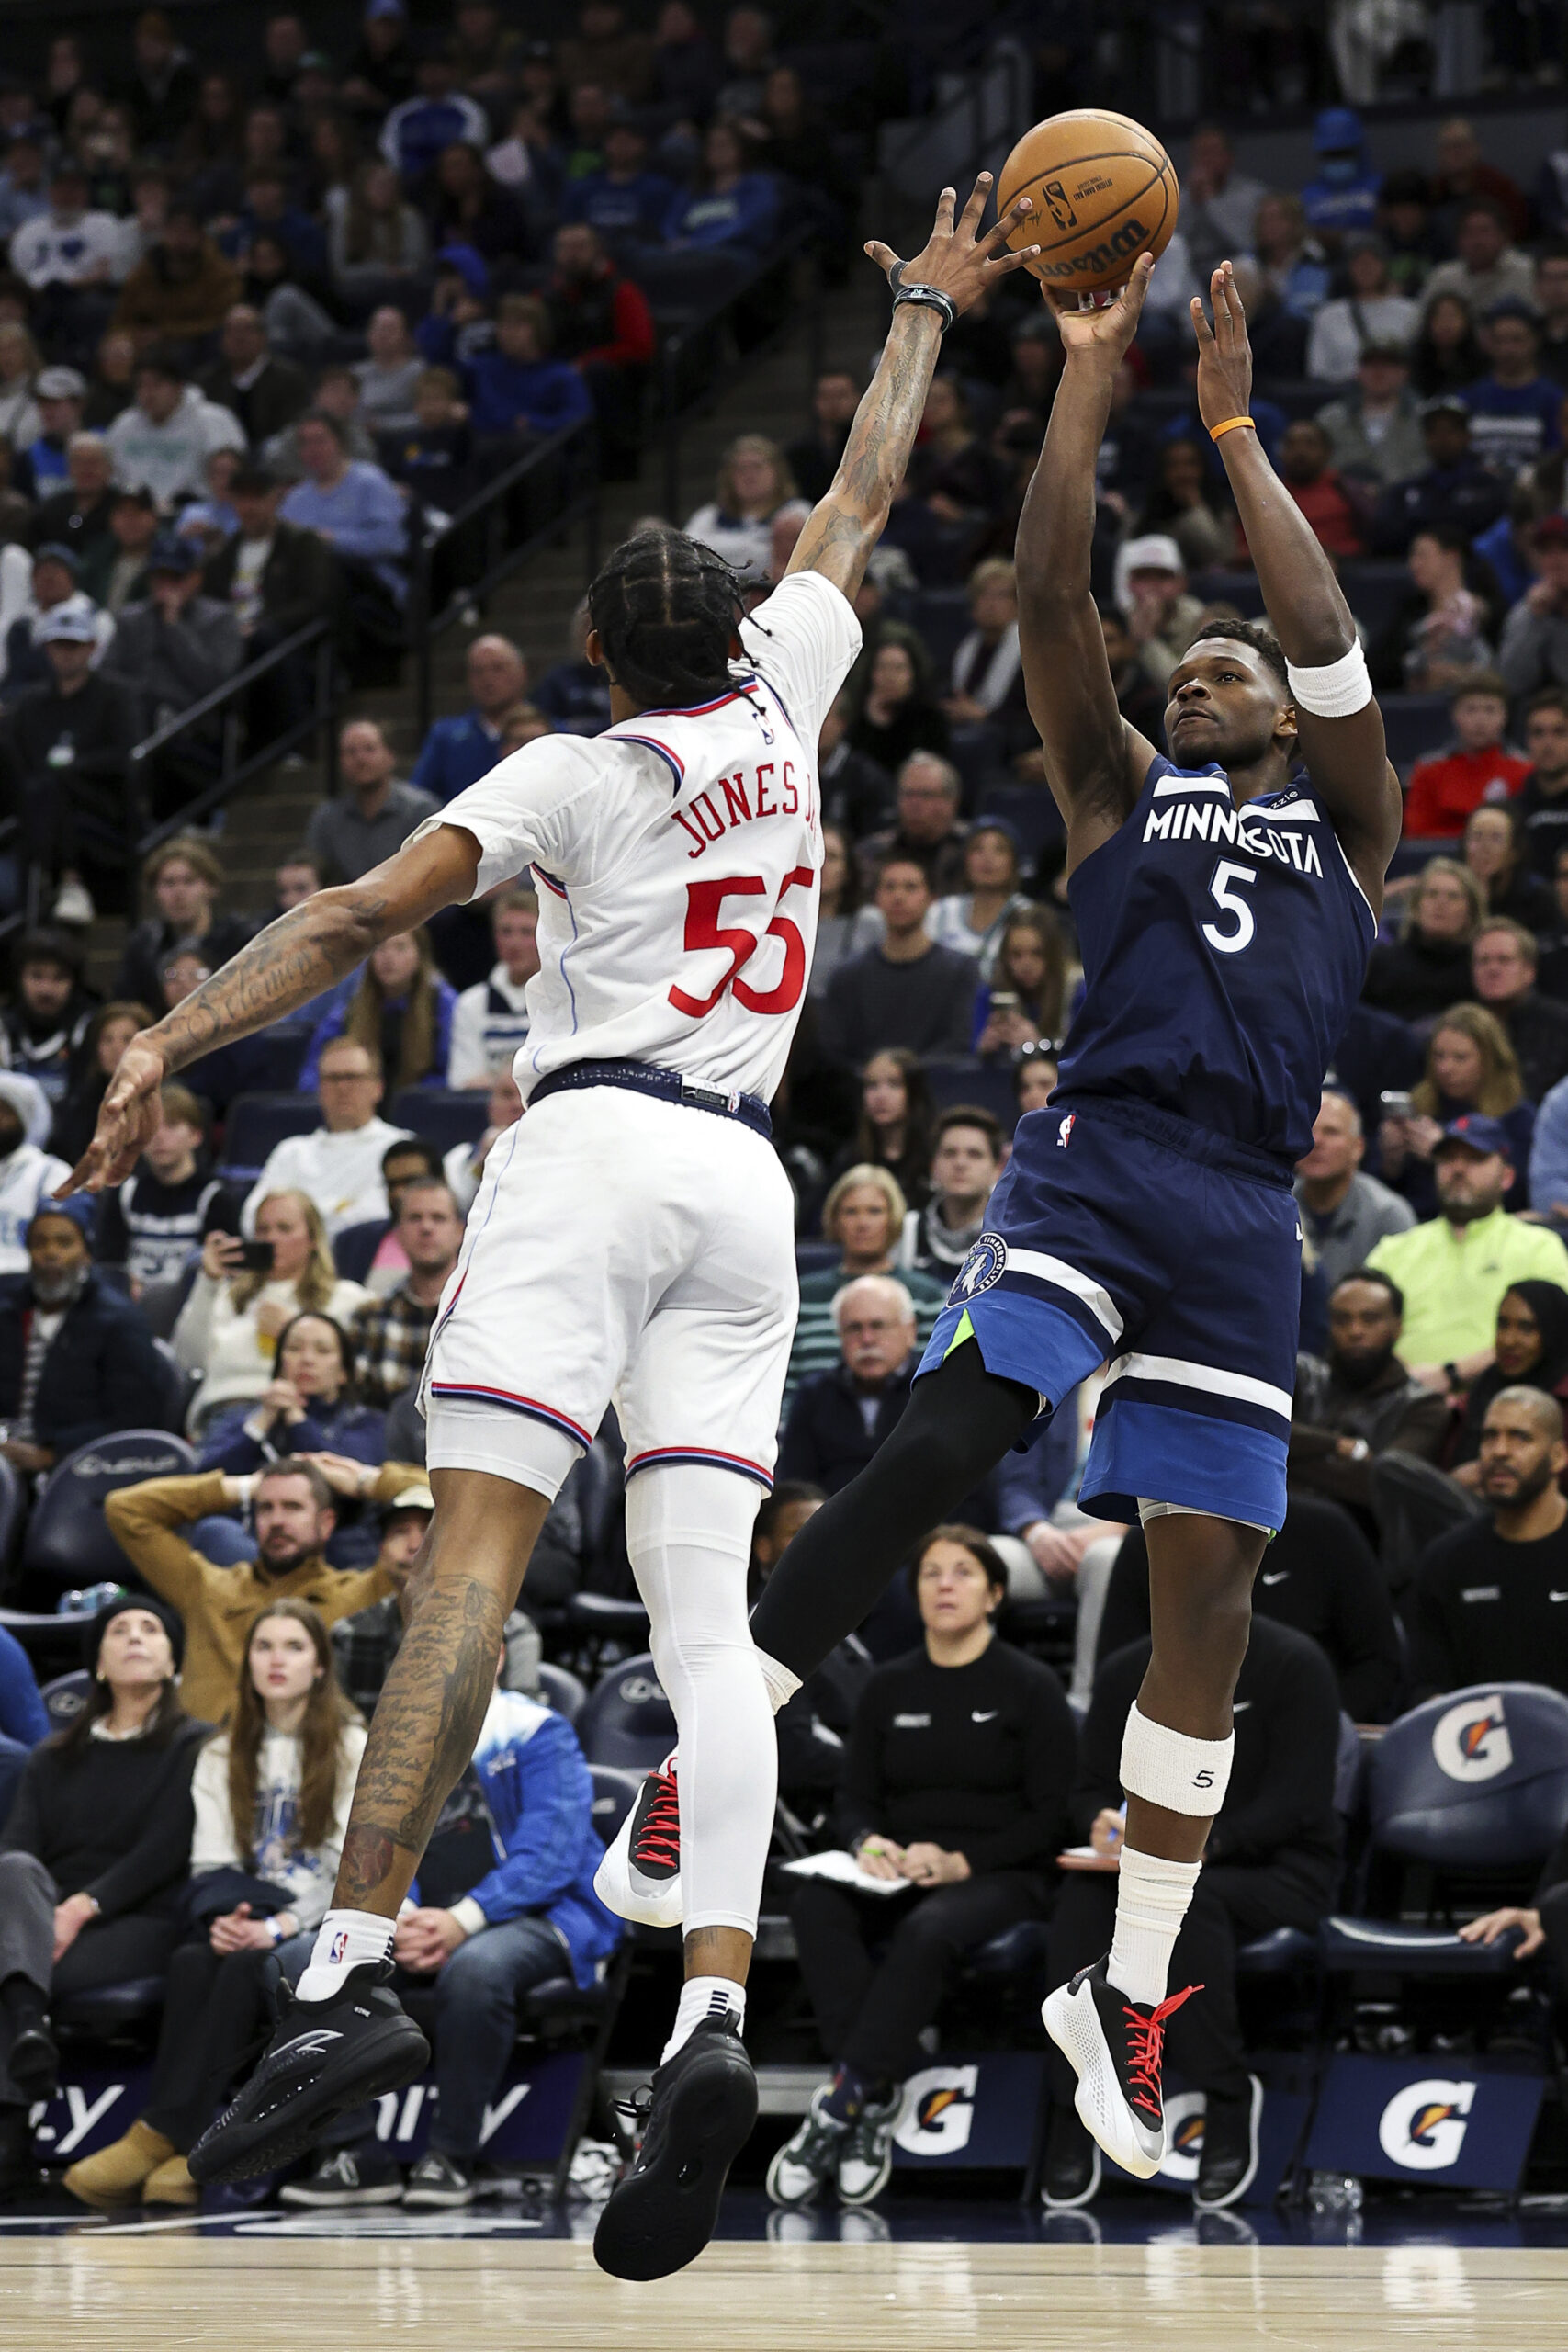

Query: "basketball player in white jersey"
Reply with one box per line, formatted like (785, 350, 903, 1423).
(59, 177, 1038, 2279)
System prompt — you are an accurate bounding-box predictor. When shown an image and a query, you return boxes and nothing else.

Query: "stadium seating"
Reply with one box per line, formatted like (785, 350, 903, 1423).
(189, 1514, 255, 1567)
(576, 1651, 675, 1772)
(332, 1218, 389, 1284)
(536, 1660, 588, 1724)
(218, 1094, 322, 1182)
(1321, 1683, 1568, 1977)
(19, 1431, 197, 1600)
(389, 1090, 491, 1155)
(39, 1668, 91, 1734)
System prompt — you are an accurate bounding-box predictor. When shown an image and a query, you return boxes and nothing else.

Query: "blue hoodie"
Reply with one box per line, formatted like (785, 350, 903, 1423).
(463, 349, 594, 438)
(411, 1688, 622, 1987)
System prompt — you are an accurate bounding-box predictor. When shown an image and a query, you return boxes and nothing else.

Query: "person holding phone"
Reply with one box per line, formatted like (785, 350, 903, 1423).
(172, 1189, 370, 1439)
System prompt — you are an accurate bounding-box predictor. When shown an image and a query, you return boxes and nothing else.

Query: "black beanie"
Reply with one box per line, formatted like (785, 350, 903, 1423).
(83, 1590, 186, 1676)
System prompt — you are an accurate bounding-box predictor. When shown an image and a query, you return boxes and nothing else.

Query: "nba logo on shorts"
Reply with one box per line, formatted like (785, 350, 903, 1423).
(329, 1929, 349, 1965)
(1056, 1114, 1076, 1148)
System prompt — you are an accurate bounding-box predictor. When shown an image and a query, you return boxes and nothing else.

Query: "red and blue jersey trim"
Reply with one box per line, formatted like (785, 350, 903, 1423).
(427, 1383, 593, 1451)
(532, 863, 570, 899)
(626, 1444, 773, 1490)
(615, 734, 684, 788)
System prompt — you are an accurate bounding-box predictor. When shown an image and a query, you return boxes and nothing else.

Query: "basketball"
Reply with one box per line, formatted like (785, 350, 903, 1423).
(997, 108, 1179, 296)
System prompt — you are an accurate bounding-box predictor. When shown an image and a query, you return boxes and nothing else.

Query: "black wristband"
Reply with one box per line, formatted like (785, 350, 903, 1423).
(892, 282, 955, 334)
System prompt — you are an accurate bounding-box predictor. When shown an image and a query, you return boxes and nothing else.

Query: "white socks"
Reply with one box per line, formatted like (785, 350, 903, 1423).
(662, 1974, 746, 2064)
(296, 1907, 395, 2002)
(1107, 1848, 1203, 2009)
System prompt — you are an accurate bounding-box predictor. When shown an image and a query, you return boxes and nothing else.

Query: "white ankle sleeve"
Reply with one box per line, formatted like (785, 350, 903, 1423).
(1120, 1701, 1234, 1819)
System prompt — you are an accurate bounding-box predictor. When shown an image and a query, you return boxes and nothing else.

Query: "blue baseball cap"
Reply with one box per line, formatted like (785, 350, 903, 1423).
(1435, 1114, 1512, 1159)
(29, 1191, 95, 1239)
(1314, 106, 1363, 153)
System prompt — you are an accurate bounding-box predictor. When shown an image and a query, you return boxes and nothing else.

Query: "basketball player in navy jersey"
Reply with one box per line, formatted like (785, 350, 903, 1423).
(605, 256, 1401, 2192)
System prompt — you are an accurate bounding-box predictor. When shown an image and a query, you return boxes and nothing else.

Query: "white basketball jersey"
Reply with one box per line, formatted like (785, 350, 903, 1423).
(412, 568, 862, 1104)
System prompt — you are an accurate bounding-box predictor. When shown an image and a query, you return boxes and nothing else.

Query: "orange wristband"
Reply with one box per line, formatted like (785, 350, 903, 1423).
(1209, 415, 1256, 442)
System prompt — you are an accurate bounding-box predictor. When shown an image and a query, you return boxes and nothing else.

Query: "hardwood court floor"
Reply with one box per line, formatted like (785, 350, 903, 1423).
(5, 2229, 1568, 2352)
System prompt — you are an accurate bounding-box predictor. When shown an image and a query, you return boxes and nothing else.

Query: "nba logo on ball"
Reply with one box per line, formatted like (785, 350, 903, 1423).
(953, 1233, 1007, 1303)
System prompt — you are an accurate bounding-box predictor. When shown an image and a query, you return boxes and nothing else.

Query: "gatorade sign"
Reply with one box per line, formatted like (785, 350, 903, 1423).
(1306, 2055, 1543, 2190)
(1431, 1693, 1512, 1782)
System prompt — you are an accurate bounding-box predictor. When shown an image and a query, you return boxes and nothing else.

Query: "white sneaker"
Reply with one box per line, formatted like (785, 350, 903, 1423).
(594, 1750, 683, 1929)
(765, 2088, 847, 2208)
(1043, 1956, 1198, 2181)
(835, 2092, 901, 2207)
(51, 878, 94, 926)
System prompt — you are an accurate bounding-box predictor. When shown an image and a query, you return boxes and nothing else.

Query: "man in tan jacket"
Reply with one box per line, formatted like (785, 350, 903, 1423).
(106, 1453, 425, 1723)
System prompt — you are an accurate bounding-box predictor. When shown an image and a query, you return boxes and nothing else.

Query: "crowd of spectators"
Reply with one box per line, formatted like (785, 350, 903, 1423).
(0, 1, 885, 923)
(15, 51, 1568, 2219)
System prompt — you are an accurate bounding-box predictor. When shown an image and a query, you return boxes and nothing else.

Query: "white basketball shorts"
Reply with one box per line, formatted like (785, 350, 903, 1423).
(423, 1085, 798, 1498)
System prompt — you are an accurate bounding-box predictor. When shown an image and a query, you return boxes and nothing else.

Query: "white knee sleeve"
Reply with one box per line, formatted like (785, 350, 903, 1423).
(1120, 1700, 1234, 1819)
(625, 1464, 776, 1939)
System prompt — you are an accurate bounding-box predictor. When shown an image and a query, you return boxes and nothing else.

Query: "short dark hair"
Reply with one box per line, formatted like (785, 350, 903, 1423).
(382, 1137, 440, 1178)
(255, 1458, 334, 1511)
(587, 529, 745, 710)
(298, 406, 348, 447)
(876, 853, 931, 889)
(931, 1103, 1004, 1161)
(1332, 1266, 1404, 1317)
(1527, 686, 1568, 726)
(1184, 616, 1289, 689)
(910, 1521, 1010, 1600)
(16, 925, 82, 981)
(395, 1175, 459, 1219)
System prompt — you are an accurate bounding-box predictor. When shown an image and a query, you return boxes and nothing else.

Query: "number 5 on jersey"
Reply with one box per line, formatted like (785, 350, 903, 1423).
(669, 867, 816, 1018)
(1202, 859, 1258, 955)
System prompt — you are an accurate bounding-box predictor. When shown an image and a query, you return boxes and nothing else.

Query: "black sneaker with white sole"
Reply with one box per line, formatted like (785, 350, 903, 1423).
(403, 2151, 475, 2209)
(1193, 2075, 1263, 2211)
(1042, 2103, 1102, 2210)
(278, 2145, 404, 2207)
(593, 2014, 757, 2281)
(1043, 1956, 1199, 2180)
(187, 1962, 429, 2187)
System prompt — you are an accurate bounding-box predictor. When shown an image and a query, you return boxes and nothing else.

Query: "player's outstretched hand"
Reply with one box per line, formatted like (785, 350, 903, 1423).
(1042, 251, 1155, 364)
(56, 1034, 168, 1198)
(865, 174, 1039, 321)
(1191, 258, 1255, 431)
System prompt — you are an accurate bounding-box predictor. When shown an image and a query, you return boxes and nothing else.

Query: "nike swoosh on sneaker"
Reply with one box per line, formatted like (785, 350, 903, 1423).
(972, 1709, 999, 1723)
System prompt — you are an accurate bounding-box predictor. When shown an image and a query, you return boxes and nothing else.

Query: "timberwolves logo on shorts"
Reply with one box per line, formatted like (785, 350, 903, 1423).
(951, 1232, 1007, 1305)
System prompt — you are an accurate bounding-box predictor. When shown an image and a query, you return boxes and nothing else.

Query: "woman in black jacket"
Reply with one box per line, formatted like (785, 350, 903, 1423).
(770, 1526, 1075, 2211)
(0, 1595, 205, 2193)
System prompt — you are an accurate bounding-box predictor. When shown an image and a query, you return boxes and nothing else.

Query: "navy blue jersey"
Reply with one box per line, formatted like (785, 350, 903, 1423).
(1055, 753, 1375, 1167)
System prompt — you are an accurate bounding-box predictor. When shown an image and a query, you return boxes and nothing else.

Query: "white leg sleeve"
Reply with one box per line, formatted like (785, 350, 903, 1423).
(625, 1464, 776, 1941)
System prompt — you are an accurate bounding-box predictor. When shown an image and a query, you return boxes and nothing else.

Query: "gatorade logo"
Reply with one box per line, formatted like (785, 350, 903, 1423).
(892, 2065, 978, 2156)
(1431, 1695, 1512, 1782)
(1377, 2077, 1475, 2171)
(1156, 2092, 1208, 2185)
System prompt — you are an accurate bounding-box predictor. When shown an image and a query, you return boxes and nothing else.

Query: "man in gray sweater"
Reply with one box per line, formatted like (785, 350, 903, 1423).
(106, 532, 243, 821)
(819, 856, 977, 1069)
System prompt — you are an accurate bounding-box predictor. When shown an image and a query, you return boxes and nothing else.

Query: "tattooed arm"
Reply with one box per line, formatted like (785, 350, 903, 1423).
(59, 823, 481, 1196)
(785, 175, 1037, 601)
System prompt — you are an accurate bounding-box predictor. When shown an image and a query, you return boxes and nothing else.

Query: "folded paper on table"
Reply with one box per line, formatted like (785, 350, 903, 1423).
(780, 1849, 911, 1897)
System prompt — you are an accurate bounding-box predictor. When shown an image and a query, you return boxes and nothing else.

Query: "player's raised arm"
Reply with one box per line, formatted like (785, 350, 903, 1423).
(1193, 260, 1402, 903)
(1016, 254, 1161, 865)
(60, 822, 482, 1196)
(785, 175, 1039, 600)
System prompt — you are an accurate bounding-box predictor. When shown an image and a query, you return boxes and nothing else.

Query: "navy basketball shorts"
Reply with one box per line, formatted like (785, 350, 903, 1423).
(919, 1097, 1301, 1534)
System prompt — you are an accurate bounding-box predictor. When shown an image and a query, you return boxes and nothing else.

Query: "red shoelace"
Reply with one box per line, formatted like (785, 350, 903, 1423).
(631, 1768, 681, 1871)
(1122, 1983, 1201, 2120)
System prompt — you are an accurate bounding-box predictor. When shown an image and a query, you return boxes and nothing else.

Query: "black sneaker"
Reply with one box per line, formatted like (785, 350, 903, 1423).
(593, 2013, 757, 2280)
(403, 2151, 475, 2209)
(1043, 1956, 1200, 2180)
(1193, 2075, 1263, 2211)
(278, 2144, 404, 2208)
(187, 1962, 429, 2187)
(8, 2024, 58, 2105)
(1042, 2102, 1101, 2209)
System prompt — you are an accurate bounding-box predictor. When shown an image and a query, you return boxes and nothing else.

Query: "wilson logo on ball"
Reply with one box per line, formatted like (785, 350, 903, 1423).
(1039, 218, 1150, 282)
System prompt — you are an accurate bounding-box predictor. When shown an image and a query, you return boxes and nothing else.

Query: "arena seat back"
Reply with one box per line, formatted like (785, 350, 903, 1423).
(576, 1651, 677, 1771)
(22, 1430, 197, 1594)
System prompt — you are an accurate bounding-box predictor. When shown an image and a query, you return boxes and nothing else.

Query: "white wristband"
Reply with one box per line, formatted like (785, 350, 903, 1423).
(1285, 640, 1372, 718)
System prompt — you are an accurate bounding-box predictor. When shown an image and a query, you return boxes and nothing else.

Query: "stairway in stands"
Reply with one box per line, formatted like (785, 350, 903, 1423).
(83, 254, 893, 996)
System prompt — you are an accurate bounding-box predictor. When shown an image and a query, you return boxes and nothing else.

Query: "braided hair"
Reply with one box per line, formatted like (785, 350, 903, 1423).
(587, 528, 747, 710)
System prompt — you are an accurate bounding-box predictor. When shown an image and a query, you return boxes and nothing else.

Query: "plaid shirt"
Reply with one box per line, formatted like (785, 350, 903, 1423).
(351, 1281, 438, 1411)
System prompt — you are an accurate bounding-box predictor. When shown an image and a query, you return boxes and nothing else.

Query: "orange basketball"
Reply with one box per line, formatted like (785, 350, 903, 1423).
(997, 108, 1179, 297)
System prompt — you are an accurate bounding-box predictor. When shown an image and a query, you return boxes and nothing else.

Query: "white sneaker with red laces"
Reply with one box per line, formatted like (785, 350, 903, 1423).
(1043, 1956, 1199, 2180)
(594, 1749, 684, 1928)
